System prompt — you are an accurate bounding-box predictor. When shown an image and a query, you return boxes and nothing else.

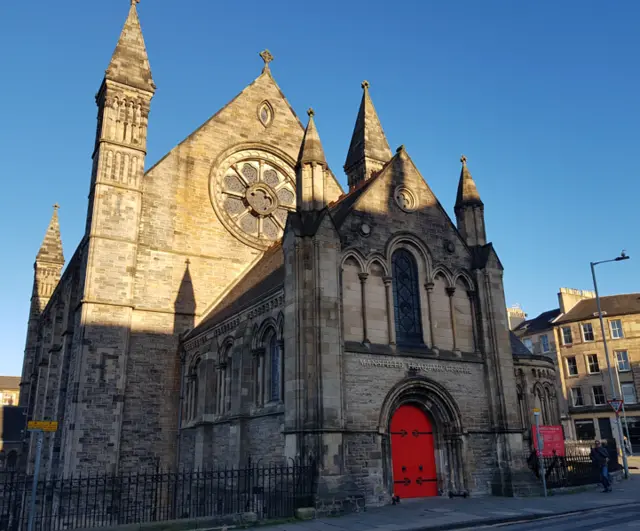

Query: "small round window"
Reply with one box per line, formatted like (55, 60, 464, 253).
(393, 186, 417, 212)
(258, 101, 274, 127)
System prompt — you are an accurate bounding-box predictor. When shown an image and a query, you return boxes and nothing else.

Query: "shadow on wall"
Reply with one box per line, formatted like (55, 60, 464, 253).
(1, 405, 26, 470)
(22, 261, 196, 477)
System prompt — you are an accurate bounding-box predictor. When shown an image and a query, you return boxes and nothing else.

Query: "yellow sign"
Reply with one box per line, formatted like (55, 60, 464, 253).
(27, 421, 58, 432)
(532, 408, 541, 414)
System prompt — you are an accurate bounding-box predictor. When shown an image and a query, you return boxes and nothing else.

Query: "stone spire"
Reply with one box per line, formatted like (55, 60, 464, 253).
(105, 0, 155, 93)
(296, 109, 328, 211)
(455, 155, 483, 210)
(36, 204, 64, 265)
(344, 80, 392, 190)
(297, 108, 326, 167)
(454, 156, 486, 247)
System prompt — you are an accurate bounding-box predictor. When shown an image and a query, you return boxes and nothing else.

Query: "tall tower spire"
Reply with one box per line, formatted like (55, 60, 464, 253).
(36, 204, 65, 266)
(105, 0, 155, 92)
(296, 108, 328, 212)
(454, 155, 486, 246)
(59, 1, 156, 476)
(20, 205, 65, 409)
(344, 80, 392, 190)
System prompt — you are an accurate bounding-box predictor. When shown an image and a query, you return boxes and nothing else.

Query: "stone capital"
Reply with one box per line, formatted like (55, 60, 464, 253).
(358, 273, 369, 283)
(445, 287, 456, 297)
(424, 282, 435, 293)
(466, 289, 476, 300)
(382, 275, 393, 286)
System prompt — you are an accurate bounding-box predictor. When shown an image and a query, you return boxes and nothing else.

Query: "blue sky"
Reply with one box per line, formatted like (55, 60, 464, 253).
(0, 1, 638, 376)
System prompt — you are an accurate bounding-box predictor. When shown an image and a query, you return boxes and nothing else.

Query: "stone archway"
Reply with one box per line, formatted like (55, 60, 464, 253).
(380, 376, 466, 498)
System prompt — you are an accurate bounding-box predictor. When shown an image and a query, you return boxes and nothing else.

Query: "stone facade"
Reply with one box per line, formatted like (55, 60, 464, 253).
(20, 3, 560, 504)
(513, 288, 640, 451)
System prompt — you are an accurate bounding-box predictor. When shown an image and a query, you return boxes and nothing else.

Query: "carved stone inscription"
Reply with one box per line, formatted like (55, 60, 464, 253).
(358, 357, 472, 375)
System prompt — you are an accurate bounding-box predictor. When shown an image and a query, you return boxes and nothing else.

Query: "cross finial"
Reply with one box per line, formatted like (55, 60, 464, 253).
(361, 80, 370, 90)
(185, 258, 191, 266)
(460, 154, 467, 166)
(259, 49, 274, 71)
(53, 203, 60, 211)
(307, 108, 315, 118)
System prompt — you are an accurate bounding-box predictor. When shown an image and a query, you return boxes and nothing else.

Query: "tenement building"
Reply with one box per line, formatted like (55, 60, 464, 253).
(513, 288, 640, 451)
(20, 2, 559, 502)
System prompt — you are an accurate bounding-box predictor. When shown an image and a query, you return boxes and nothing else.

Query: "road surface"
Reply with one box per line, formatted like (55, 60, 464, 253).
(474, 504, 640, 530)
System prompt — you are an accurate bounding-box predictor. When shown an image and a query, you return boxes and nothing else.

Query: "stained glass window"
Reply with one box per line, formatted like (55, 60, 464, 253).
(270, 334, 281, 402)
(392, 249, 422, 345)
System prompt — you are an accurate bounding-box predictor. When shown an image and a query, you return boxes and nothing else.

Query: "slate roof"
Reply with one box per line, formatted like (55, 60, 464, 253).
(187, 244, 284, 339)
(513, 308, 562, 335)
(510, 331, 532, 356)
(554, 293, 640, 325)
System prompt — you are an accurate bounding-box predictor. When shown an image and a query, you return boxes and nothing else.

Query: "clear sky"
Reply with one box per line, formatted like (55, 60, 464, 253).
(0, 1, 638, 376)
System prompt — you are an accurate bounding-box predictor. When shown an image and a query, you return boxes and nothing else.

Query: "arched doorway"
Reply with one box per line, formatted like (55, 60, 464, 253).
(390, 404, 437, 498)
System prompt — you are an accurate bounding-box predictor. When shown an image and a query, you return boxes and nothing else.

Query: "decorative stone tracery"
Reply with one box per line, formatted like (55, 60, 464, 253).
(210, 149, 296, 250)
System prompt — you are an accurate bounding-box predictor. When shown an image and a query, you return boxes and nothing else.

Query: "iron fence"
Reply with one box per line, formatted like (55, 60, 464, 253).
(0, 459, 316, 531)
(526, 439, 621, 489)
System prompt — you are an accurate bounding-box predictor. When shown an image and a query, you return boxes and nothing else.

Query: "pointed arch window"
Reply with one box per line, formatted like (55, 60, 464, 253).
(269, 334, 282, 402)
(392, 249, 422, 345)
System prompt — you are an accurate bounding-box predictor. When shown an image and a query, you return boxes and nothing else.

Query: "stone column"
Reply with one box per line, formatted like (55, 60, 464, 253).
(383, 276, 396, 346)
(425, 282, 436, 350)
(467, 290, 479, 353)
(446, 287, 458, 352)
(358, 273, 369, 343)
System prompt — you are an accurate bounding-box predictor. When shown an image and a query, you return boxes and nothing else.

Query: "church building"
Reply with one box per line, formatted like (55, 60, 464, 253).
(20, 2, 559, 503)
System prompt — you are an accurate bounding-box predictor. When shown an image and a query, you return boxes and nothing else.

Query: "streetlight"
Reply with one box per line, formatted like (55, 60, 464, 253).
(590, 250, 630, 479)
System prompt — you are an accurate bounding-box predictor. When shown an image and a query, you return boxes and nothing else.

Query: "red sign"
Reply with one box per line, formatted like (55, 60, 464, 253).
(532, 425, 565, 457)
(608, 399, 624, 413)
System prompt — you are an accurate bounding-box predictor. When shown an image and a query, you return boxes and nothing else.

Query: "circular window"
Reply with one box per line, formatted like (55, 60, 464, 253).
(393, 186, 417, 212)
(211, 149, 296, 250)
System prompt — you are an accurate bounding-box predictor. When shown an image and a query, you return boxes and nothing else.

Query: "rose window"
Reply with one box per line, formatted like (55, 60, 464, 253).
(211, 149, 296, 250)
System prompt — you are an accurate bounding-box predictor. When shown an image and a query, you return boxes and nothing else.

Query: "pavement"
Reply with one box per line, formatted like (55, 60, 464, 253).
(261, 457, 640, 531)
(473, 504, 640, 530)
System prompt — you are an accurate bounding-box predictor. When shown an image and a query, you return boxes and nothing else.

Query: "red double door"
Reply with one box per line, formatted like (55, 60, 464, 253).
(391, 404, 438, 498)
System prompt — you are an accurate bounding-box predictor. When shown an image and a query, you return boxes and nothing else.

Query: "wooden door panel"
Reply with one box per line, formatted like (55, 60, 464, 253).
(391, 404, 437, 498)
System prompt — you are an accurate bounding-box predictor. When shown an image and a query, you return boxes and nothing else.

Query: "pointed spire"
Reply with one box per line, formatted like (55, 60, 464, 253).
(36, 205, 64, 265)
(297, 108, 326, 166)
(344, 80, 392, 189)
(105, 1, 155, 93)
(455, 155, 483, 210)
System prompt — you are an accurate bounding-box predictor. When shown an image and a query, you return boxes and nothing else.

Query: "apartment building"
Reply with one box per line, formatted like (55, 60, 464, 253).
(513, 289, 640, 449)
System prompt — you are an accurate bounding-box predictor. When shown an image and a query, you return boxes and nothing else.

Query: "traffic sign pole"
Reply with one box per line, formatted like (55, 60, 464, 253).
(534, 411, 547, 497)
(27, 430, 43, 531)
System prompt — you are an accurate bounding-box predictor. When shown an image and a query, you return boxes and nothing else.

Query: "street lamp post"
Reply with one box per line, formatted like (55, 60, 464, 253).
(590, 251, 630, 479)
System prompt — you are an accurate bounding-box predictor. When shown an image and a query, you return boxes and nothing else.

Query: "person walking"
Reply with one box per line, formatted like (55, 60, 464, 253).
(624, 436, 633, 456)
(590, 440, 612, 492)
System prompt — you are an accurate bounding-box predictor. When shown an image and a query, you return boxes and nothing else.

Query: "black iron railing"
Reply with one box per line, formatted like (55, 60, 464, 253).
(526, 439, 621, 489)
(0, 459, 316, 531)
